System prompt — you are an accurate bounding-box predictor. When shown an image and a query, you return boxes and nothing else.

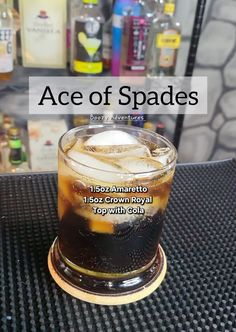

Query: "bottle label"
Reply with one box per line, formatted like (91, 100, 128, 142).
(157, 30, 181, 69)
(9, 139, 22, 165)
(0, 28, 13, 73)
(73, 61, 102, 74)
(83, 0, 98, 4)
(123, 16, 150, 72)
(73, 20, 103, 74)
(156, 33, 181, 49)
(9, 139, 22, 149)
(164, 3, 175, 15)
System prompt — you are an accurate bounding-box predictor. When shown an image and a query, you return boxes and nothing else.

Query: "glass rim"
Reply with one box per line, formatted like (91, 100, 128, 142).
(59, 124, 177, 175)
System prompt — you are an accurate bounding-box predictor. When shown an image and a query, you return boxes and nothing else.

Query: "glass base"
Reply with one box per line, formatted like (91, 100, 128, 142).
(48, 237, 167, 305)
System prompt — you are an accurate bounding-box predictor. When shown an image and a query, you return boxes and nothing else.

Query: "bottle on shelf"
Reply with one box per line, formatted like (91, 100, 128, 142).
(67, 0, 72, 63)
(152, 0, 165, 18)
(9, 127, 22, 166)
(119, 0, 152, 77)
(0, 0, 13, 81)
(111, 0, 132, 76)
(100, 0, 112, 21)
(3, 114, 14, 131)
(10, 5, 20, 65)
(146, 0, 181, 77)
(70, 0, 81, 71)
(73, 115, 90, 127)
(145, 0, 160, 18)
(155, 121, 165, 136)
(102, 15, 112, 71)
(71, 0, 104, 76)
(0, 128, 10, 172)
(144, 121, 155, 131)
(164, 0, 176, 16)
(8, 127, 29, 173)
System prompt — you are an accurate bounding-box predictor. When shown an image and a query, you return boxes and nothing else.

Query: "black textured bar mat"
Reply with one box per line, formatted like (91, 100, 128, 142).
(0, 160, 236, 332)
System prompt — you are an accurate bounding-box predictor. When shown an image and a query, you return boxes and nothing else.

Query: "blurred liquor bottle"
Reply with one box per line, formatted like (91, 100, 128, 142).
(144, 121, 155, 131)
(0, 0, 13, 80)
(102, 0, 114, 71)
(67, 0, 72, 63)
(146, 0, 181, 77)
(145, 0, 160, 18)
(9, 127, 22, 167)
(11, 6, 20, 65)
(111, 0, 132, 76)
(102, 14, 112, 71)
(156, 121, 165, 136)
(19, 0, 67, 68)
(71, 0, 104, 76)
(0, 129, 10, 171)
(68, 0, 83, 64)
(0, 116, 31, 173)
(3, 114, 14, 130)
(120, 0, 152, 77)
(70, 0, 81, 71)
(73, 115, 90, 127)
(100, 0, 112, 21)
(8, 127, 29, 172)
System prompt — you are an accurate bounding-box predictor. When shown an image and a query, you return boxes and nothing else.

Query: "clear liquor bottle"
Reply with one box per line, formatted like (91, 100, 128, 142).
(0, 0, 13, 81)
(146, 0, 181, 77)
(71, 0, 104, 76)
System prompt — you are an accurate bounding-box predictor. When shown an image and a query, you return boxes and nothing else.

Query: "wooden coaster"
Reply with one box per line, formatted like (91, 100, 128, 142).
(48, 244, 167, 306)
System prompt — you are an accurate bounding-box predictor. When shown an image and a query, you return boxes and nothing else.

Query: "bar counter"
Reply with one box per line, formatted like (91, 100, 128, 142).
(0, 160, 235, 331)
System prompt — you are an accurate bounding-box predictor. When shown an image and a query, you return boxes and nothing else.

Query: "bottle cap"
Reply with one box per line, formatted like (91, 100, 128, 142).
(164, 2, 175, 16)
(9, 127, 20, 137)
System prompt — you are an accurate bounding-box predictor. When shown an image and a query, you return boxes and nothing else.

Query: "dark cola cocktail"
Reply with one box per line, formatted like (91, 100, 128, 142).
(49, 125, 177, 305)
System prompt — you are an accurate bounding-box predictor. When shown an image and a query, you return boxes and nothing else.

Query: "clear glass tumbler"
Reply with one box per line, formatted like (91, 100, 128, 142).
(48, 124, 177, 305)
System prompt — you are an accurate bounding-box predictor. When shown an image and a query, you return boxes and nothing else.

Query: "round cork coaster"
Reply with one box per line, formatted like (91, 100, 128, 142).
(48, 243, 167, 306)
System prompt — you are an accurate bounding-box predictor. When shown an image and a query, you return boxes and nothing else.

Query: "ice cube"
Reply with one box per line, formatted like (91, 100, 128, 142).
(144, 196, 169, 216)
(117, 157, 163, 174)
(152, 147, 174, 166)
(84, 144, 151, 159)
(85, 130, 140, 146)
(67, 150, 129, 183)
